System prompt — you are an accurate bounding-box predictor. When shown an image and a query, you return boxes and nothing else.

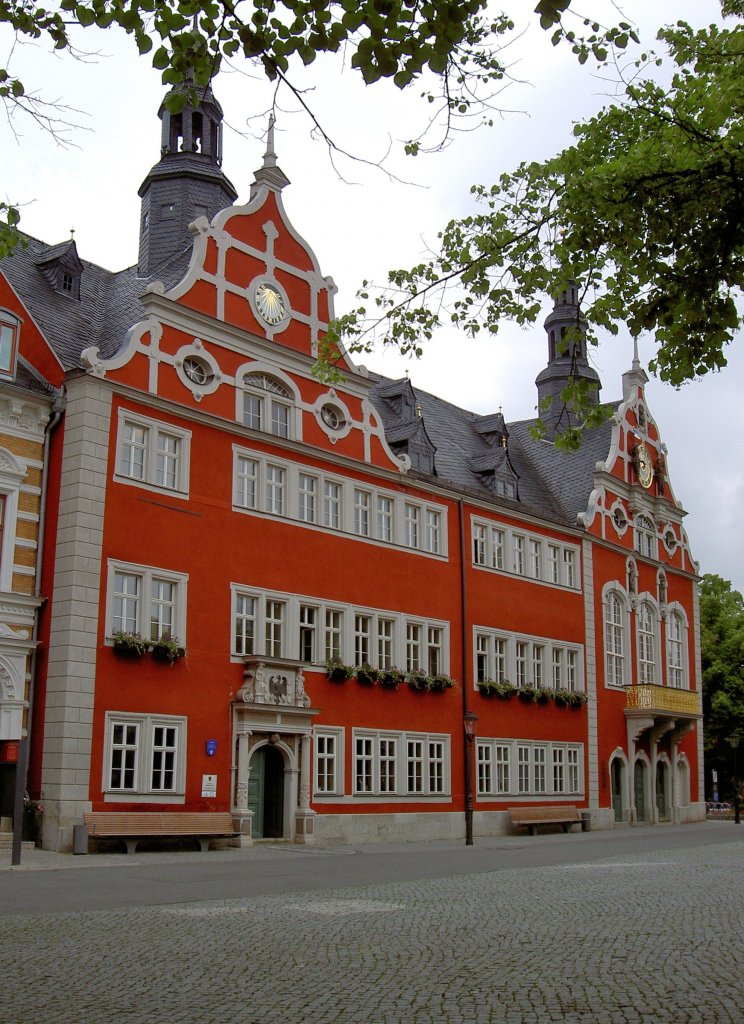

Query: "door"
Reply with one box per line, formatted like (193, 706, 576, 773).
(656, 761, 668, 821)
(246, 746, 285, 839)
(634, 760, 646, 822)
(611, 759, 624, 823)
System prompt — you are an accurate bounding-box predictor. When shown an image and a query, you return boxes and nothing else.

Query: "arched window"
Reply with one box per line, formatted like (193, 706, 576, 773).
(243, 373, 294, 438)
(634, 514, 657, 559)
(604, 590, 627, 687)
(667, 609, 686, 688)
(637, 601, 657, 685)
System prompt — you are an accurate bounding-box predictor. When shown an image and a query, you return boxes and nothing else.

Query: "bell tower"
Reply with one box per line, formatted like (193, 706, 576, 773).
(137, 80, 238, 276)
(535, 283, 601, 439)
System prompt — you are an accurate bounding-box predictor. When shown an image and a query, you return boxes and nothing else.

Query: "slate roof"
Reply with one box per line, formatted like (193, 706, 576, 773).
(2, 231, 614, 532)
(2, 233, 191, 370)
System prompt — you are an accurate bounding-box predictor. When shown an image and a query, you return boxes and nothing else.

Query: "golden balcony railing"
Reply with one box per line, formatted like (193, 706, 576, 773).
(625, 684, 700, 716)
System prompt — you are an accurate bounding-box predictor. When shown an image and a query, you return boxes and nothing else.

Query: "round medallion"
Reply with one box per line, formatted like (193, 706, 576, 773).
(636, 442, 654, 489)
(255, 282, 286, 325)
(321, 404, 345, 431)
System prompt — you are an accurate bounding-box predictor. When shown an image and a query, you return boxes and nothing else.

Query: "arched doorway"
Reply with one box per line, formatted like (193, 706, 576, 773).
(656, 761, 669, 821)
(247, 745, 285, 839)
(676, 758, 690, 808)
(634, 760, 647, 822)
(611, 759, 625, 822)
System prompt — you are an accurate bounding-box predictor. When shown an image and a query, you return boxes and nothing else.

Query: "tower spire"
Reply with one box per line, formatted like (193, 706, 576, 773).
(622, 335, 649, 401)
(250, 114, 290, 198)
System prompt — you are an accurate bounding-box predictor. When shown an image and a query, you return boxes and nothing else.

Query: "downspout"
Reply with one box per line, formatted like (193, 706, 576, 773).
(11, 389, 65, 865)
(458, 499, 474, 844)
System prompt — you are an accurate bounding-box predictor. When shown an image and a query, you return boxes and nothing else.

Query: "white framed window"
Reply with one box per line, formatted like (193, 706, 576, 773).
(298, 473, 317, 523)
(667, 608, 687, 689)
(377, 496, 393, 543)
(425, 509, 441, 554)
(404, 503, 420, 548)
(115, 411, 190, 496)
(477, 738, 583, 798)
(604, 588, 628, 687)
(637, 600, 658, 685)
(231, 585, 449, 671)
(299, 604, 318, 662)
(470, 516, 579, 590)
(473, 628, 584, 692)
(108, 561, 187, 643)
(635, 515, 657, 559)
(351, 730, 450, 797)
(0, 309, 20, 379)
(231, 447, 447, 557)
(323, 480, 342, 530)
(243, 372, 295, 438)
(103, 713, 186, 799)
(314, 728, 344, 795)
(353, 489, 371, 537)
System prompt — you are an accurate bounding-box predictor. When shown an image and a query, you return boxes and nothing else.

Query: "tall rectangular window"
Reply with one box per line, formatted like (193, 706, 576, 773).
(473, 523, 487, 565)
(118, 415, 189, 494)
(518, 746, 530, 794)
(235, 594, 256, 655)
(533, 746, 547, 793)
(316, 734, 337, 794)
(476, 634, 489, 683)
(150, 578, 174, 640)
(354, 614, 371, 666)
(298, 473, 316, 523)
(529, 539, 541, 579)
(552, 747, 565, 794)
(566, 650, 578, 692)
(353, 489, 370, 537)
(105, 714, 185, 797)
(299, 605, 317, 663)
(552, 649, 563, 689)
(325, 609, 342, 662)
(493, 638, 506, 683)
(236, 456, 258, 510)
(532, 645, 544, 688)
(155, 433, 181, 490)
(477, 743, 492, 795)
(113, 571, 140, 635)
(428, 740, 444, 794)
(548, 544, 560, 583)
(376, 496, 393, 542)
(513, 535, 525, 575)
(407, 739, 424, 793)
(515, 642, 527, 687)
(266, 464, 285, 516)
(265, 599, 285, 657)
(120, 422, 147, 481)
(108, 561, 187, 646)
(427, 626, 443, 676)
(377, 619, 394, 670)
(563, 549, 576, 588)
(379, 738, 397, 793)
(406, 623, 422, 672)
(355, 736, 374, 794)
(567, 748, 580, 792)
(404, 504, 420, 548)
(491, 528, 505, 570)
(323, 481, 341, 530)
(425, 509, 441, 554)
(151, 725, 178, 791)
(495, 745, 510, 794)
(109, 722, 139, 791)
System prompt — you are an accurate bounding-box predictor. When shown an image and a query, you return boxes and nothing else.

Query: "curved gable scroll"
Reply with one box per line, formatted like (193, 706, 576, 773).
(164, 187, 344, 367)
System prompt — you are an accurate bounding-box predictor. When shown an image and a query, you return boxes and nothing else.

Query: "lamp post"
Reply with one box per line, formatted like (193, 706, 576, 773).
(464, 711, 478, 846)
(727, 734, 741, 825)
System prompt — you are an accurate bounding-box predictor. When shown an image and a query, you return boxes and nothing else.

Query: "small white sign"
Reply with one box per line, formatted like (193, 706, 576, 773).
(201, 774, 217, 798)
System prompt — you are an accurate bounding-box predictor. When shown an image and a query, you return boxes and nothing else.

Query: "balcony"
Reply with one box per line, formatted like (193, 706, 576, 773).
(624, 684, 700, 718)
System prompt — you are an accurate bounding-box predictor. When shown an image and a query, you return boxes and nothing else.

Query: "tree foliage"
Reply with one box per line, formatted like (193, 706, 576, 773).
(333, 9, 744, 429)
(700, 574, 744, 794)
(0, 1, 635, 256)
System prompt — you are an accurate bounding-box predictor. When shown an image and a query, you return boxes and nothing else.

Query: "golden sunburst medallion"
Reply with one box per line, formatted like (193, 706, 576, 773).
(255, 282, 286, 325)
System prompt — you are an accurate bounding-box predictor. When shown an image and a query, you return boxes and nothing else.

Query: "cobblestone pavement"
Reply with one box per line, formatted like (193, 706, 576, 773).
(3, 837, 743, 1024)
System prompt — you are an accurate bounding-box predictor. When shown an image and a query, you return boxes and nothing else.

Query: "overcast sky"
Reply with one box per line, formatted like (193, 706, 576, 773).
(3, 0, 741, 593)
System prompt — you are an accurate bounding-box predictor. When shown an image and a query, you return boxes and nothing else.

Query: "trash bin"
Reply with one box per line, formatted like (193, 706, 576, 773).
(580, 810, 592, 833)
(72, 823, 88, 855)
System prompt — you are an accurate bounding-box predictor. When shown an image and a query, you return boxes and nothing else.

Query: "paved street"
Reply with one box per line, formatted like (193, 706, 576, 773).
(2, 824, 743, 1023)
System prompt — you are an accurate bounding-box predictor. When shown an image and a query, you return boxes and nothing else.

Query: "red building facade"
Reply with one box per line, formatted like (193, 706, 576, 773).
(0, 89, 703, 851)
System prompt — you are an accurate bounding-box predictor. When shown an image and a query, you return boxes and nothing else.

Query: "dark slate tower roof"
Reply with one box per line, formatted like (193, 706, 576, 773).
(535, 282, 601, 440)
(137, 80, 238, 277)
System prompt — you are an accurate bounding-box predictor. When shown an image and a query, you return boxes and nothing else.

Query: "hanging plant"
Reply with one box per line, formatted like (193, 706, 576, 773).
(380, 668, 405, 690)
(151, 632, 186, 664)
(428, 674, 456, 693)
(356, 664, 380, 686)
(518, 685, 538, 703)
(326, 658, 354, 682)
(112, 632, 151, 657)
(536, 687, 554, 705)
(407, 670, 431, 692)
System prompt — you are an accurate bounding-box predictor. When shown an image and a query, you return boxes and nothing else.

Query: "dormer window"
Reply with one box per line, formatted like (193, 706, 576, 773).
(61, 272, 74, 294)
(0, 311, 20, 379)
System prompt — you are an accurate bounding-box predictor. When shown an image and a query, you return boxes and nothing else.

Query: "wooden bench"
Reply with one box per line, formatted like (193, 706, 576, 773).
(508, 805, 582, 836)
(83, 812, 238, 854)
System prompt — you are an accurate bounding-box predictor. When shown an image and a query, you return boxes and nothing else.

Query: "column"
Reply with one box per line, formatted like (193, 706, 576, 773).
(295, 732, 316, 844)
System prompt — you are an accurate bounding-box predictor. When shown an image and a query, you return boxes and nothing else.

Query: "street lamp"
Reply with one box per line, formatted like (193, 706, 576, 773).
(464, 711, 479, 846)
(727, 734, 741, 825)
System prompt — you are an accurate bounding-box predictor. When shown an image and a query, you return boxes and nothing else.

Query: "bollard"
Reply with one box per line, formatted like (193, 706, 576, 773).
(72, 823, 88, 855)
